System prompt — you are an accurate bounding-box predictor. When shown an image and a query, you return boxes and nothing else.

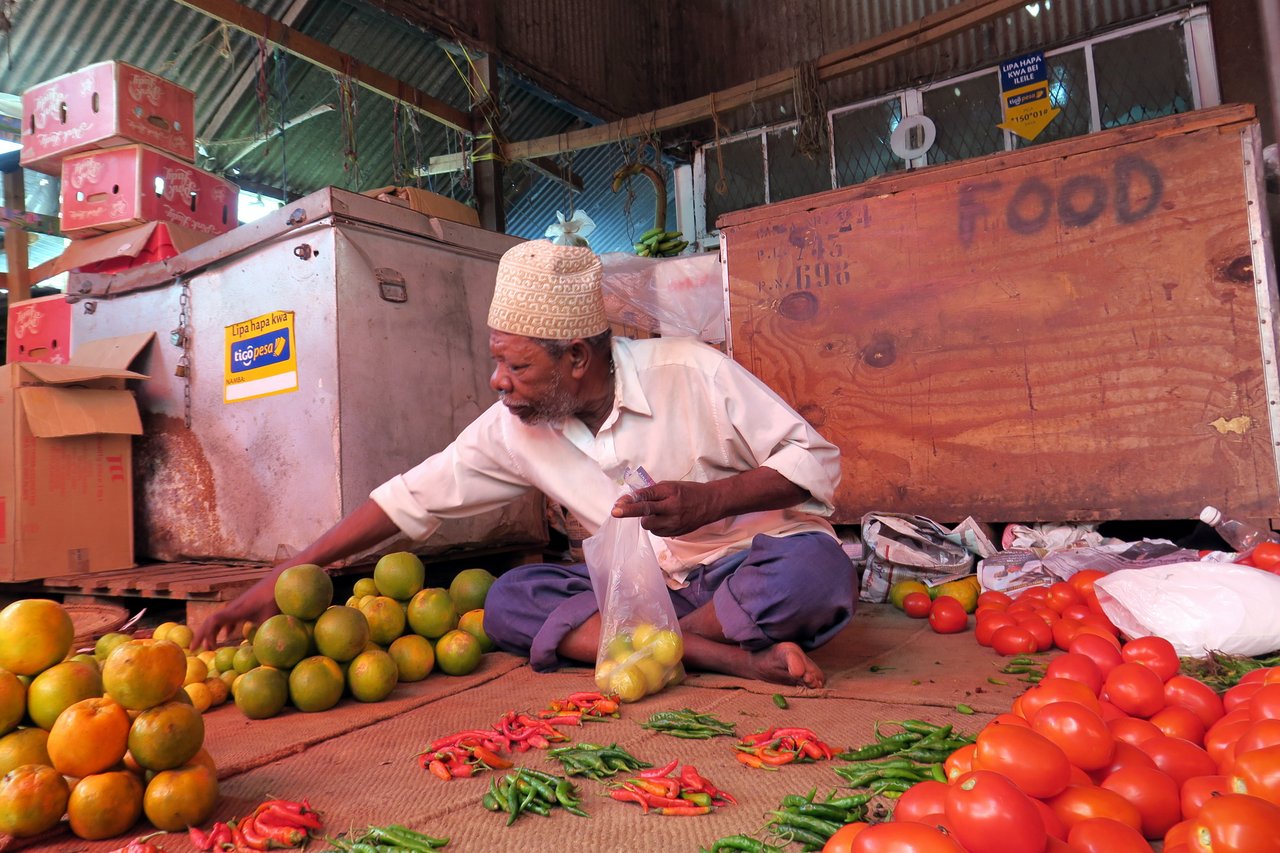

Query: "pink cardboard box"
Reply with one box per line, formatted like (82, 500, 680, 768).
(60, 144, 239, 237)
(21, 60, 196, 174)
(6, 294, 72, 364)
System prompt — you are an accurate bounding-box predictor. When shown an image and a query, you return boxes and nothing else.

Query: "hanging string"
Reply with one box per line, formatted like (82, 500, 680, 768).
(405, 106, 424, 188)
(274, 49, 290, 201)
(709, 92, 729, 196)
(792, 59, 828, 162)
(157, 22, 232, 75)
(254, 34, 271, 144)
(560, 150, 576, 219)
(391, 101, 404, 186)
(0, 0, 18, 72)
(334, 59, 360, 190)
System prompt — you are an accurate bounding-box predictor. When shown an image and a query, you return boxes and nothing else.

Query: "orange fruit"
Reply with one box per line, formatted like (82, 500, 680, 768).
(0, 763, 70, 837)
(457, 609, 495, 653)
(94, 632, 132, 663)
(167, 624, 195, 651)
(26, 660, 104, 730)
(127, 700, 205, 771)
(143, 762, 218, 831)
(0, 599, 74, 676)
(188, 746, 218, 774)
(48, 696, 131, 778)
(0, 669, 25, 737)
(232, 643, 259, 674)
(407, 588, 457, 639)
(233, 666, 288, 720)
(346, 649, 398, 702)
(359, 595, 408, 646)
(434, 629, 482, 676)
(352, 577, 379, 598)
(449, 568, 497, 614)
(313, 606, 370, 662)
(251, 614, 310, 669)
(67, 770, 144, 840)
(288, 656, 345, 712)
(374, 552, 426, 601)
(274, 564, 334, 620)
(388, 634, 435, 682)
(0, 728, 51, 776)
(102, 640, 187, 710)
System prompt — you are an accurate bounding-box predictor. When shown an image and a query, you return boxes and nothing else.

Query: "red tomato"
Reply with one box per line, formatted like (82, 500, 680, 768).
(1089, 741, 1159, 784)
(1070, 633, 1124, 676)
(1045, 581, 1084, 613)
(944, 770, 1048, 853)
(1061, 603, 1094, 622)
(1032, 701, 1116, 771)
(1068, 569, 1106, 599)
(989, 712, 1031, 728)
(1018, 586, 1051, 603)
(1240, 668, 1271, 685)
(1104, 662, 1167, 718)
(1148, 705, 1207, 746)
(1032, 796, 1069, 840)
(1224, 681, 1264, 713)
(848, 821, 965, 853)
(1012, 614, 1054, 651)
(1109, 717, 1164, 747)
(1164, 675, 1225, 728)
(903, 591, 933, 619)
(822, 822, 869, 853)
(977, 590, 1013, 610)
(975, 612, 1018, 646)
(1097, 700, 1129, 722)
(991, 625, 1038, 657)
(1046, 653, 1105, 695)
(974, 724, 1072, 799)
(928, 596, 968, 634)
(1066, 817, 1154, 853)
(1100, 765, 1182, 839)
(1229, 744, 1280, 806)
(1068, 763, 1096, 787)
(1137, 736, 1219, 789)
(1021, 677, 1104, 719)
(1047, 784, 1143, 832)
(1121, 636, 1180, 682)
(1235, 719, 1280, 756)
(892, 780, 951, 825)
(1074, 622, 1123, 647)
(1248, 684, 1280, 721)
(1187, 793, 1280, 853)
(1251, 541, 1280, 570)
(1052, 618, 1084, 650)
(1181, 774, 1230, 820)
(943, 743, 976, 782)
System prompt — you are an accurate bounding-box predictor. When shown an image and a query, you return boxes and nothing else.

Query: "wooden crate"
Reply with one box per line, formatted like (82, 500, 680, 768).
(719, 105, 1280, 524)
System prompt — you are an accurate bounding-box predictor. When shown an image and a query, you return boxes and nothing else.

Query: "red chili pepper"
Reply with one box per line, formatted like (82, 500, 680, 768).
(798, 739, 826, 760)
(189, 825, 214, 851)
(626, 777, 677, 798)
(253, 817, 307, 848)
(758, 747, 796, 766)
(540, 715, 584, 727)
(638, 758, 680, 779)
(239, 816, 272, 851)
(736, 751, 769, 770)
(452, 762, 475, 777)
(209, 822, 233, 849)
(610, 788, 650, 813)
(590, 698, 620, 715)
(428, 759, 453, 780)
(526, 733, 550, 749)
(229, 820, 254, 851)
(654, 804, 713, 816)
(260, 803, 324, 831)
(470, 745, 513, 769)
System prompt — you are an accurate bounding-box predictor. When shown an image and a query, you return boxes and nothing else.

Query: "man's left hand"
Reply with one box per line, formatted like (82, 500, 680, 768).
(611, 480, 722, 536)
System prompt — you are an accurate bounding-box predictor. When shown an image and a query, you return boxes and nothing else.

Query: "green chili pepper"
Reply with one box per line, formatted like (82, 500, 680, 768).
(955, 703, 976, 715)
(772, 693, 789, 709)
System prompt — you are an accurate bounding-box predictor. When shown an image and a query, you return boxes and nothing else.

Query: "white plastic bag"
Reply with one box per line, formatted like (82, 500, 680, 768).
(1094, 561, 1280, 657)
(598, 252, 725, 342)
(583, 512, 684, 702)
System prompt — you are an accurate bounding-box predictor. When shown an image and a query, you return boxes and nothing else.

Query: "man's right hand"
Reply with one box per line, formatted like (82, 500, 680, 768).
(192, 575, 279, 649)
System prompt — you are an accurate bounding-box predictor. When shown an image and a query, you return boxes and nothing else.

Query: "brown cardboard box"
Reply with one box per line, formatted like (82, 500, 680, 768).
(0, 332, 153, 581)
(27, 221, 213, 285)
(363, 185, 481, 228)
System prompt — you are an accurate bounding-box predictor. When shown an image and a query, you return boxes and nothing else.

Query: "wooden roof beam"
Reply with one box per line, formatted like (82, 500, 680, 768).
(170, 0, 470, 132)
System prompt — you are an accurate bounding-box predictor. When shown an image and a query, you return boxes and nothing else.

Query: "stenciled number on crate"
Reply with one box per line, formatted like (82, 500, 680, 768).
(956, 154, 1164, 247)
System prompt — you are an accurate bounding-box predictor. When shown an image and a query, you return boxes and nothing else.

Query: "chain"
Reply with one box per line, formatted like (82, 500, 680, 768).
(175, 277, 193, 428)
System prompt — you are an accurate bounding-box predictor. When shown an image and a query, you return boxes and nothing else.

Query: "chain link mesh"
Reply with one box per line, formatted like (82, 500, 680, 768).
(923, 72, 1004, 166)
(832, 99, 904, 187)
(1095, 24, 1193, 129)
(704, 136, 766, 230)
(1013, 49, 1092, 150)
(767, 127, 833, 203)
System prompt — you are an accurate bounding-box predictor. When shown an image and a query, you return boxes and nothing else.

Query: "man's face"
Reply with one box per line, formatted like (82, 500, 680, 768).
(488, 330, 578, 425)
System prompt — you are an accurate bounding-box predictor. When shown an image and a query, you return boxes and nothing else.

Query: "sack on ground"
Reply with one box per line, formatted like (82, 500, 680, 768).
(584, 513, 685, 702)
(859, 514, 995, 603)
(1094, 561, 1280, 657)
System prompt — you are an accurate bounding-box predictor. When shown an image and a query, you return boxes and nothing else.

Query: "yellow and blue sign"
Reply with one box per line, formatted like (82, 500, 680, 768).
(224, 310, 298, 402)
(998, 51, 1060, 142)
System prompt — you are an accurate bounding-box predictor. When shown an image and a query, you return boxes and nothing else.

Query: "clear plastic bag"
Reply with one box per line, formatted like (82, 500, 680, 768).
(583, 482, 685, 703)
(1095, 561, 1280, 657)
(598, 252, 725, 342)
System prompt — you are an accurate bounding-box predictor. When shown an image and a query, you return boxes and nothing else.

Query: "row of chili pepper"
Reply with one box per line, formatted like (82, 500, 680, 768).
(105, 831, 165, 853)
(536, 690, 622, 723)
(699, 789, 873, 852)
(641, 708, 737, 738)
(188, 799, 323, 852)
(834, 719, 973, 763)
(322, 824, 449, 851)
(734, 726, 836, 769)
(546, 741, 650, 780)
(419, 710, 572, 779)
(608, 759, 737, 816)
(480, 767, 589, 824)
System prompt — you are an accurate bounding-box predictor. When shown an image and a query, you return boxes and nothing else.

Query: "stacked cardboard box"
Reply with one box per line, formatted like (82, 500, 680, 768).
(20, 60, 237, 245)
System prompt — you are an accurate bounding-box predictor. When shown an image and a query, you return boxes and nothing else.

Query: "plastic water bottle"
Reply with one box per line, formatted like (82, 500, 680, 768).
(1199, 506, 1280, 552)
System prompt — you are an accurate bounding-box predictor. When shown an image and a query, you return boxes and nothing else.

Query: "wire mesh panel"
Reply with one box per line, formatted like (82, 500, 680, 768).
(1095, 23, 1193, 129)
(705, 135, 766, 229)
(832, 98, 903, 187)
(923, 71, 1004, 165)
(767, 126, 833, 202)
(1013, 49, 1093, 149)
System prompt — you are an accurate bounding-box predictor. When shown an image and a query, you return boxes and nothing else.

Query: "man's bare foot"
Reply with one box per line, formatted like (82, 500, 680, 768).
(749, 642, 825, 688)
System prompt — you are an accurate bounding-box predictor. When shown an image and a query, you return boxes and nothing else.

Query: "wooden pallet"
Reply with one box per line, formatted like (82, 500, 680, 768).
(33, 561, 272, 603)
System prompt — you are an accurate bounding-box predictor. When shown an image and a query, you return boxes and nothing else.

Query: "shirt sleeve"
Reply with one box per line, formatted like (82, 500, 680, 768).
(369, 403, 535, 541)
(714, 357, 842, 515)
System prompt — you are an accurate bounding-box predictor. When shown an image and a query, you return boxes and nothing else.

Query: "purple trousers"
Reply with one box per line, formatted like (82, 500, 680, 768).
(483, 531, 857, 672)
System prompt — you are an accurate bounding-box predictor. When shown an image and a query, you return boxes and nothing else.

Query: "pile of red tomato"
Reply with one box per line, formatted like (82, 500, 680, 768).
(825, 573, 1280, 852)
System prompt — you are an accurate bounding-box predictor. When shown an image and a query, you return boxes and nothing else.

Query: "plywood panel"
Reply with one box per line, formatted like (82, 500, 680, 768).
(722, 107, 1279, 523)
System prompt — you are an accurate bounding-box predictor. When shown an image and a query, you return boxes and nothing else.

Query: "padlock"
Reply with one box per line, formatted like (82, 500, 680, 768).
(174, 361, 189, 378)
(169, 327, 187, 347)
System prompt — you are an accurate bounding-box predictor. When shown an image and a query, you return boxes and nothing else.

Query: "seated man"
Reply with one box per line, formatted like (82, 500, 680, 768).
(195, 240, 855, 687)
